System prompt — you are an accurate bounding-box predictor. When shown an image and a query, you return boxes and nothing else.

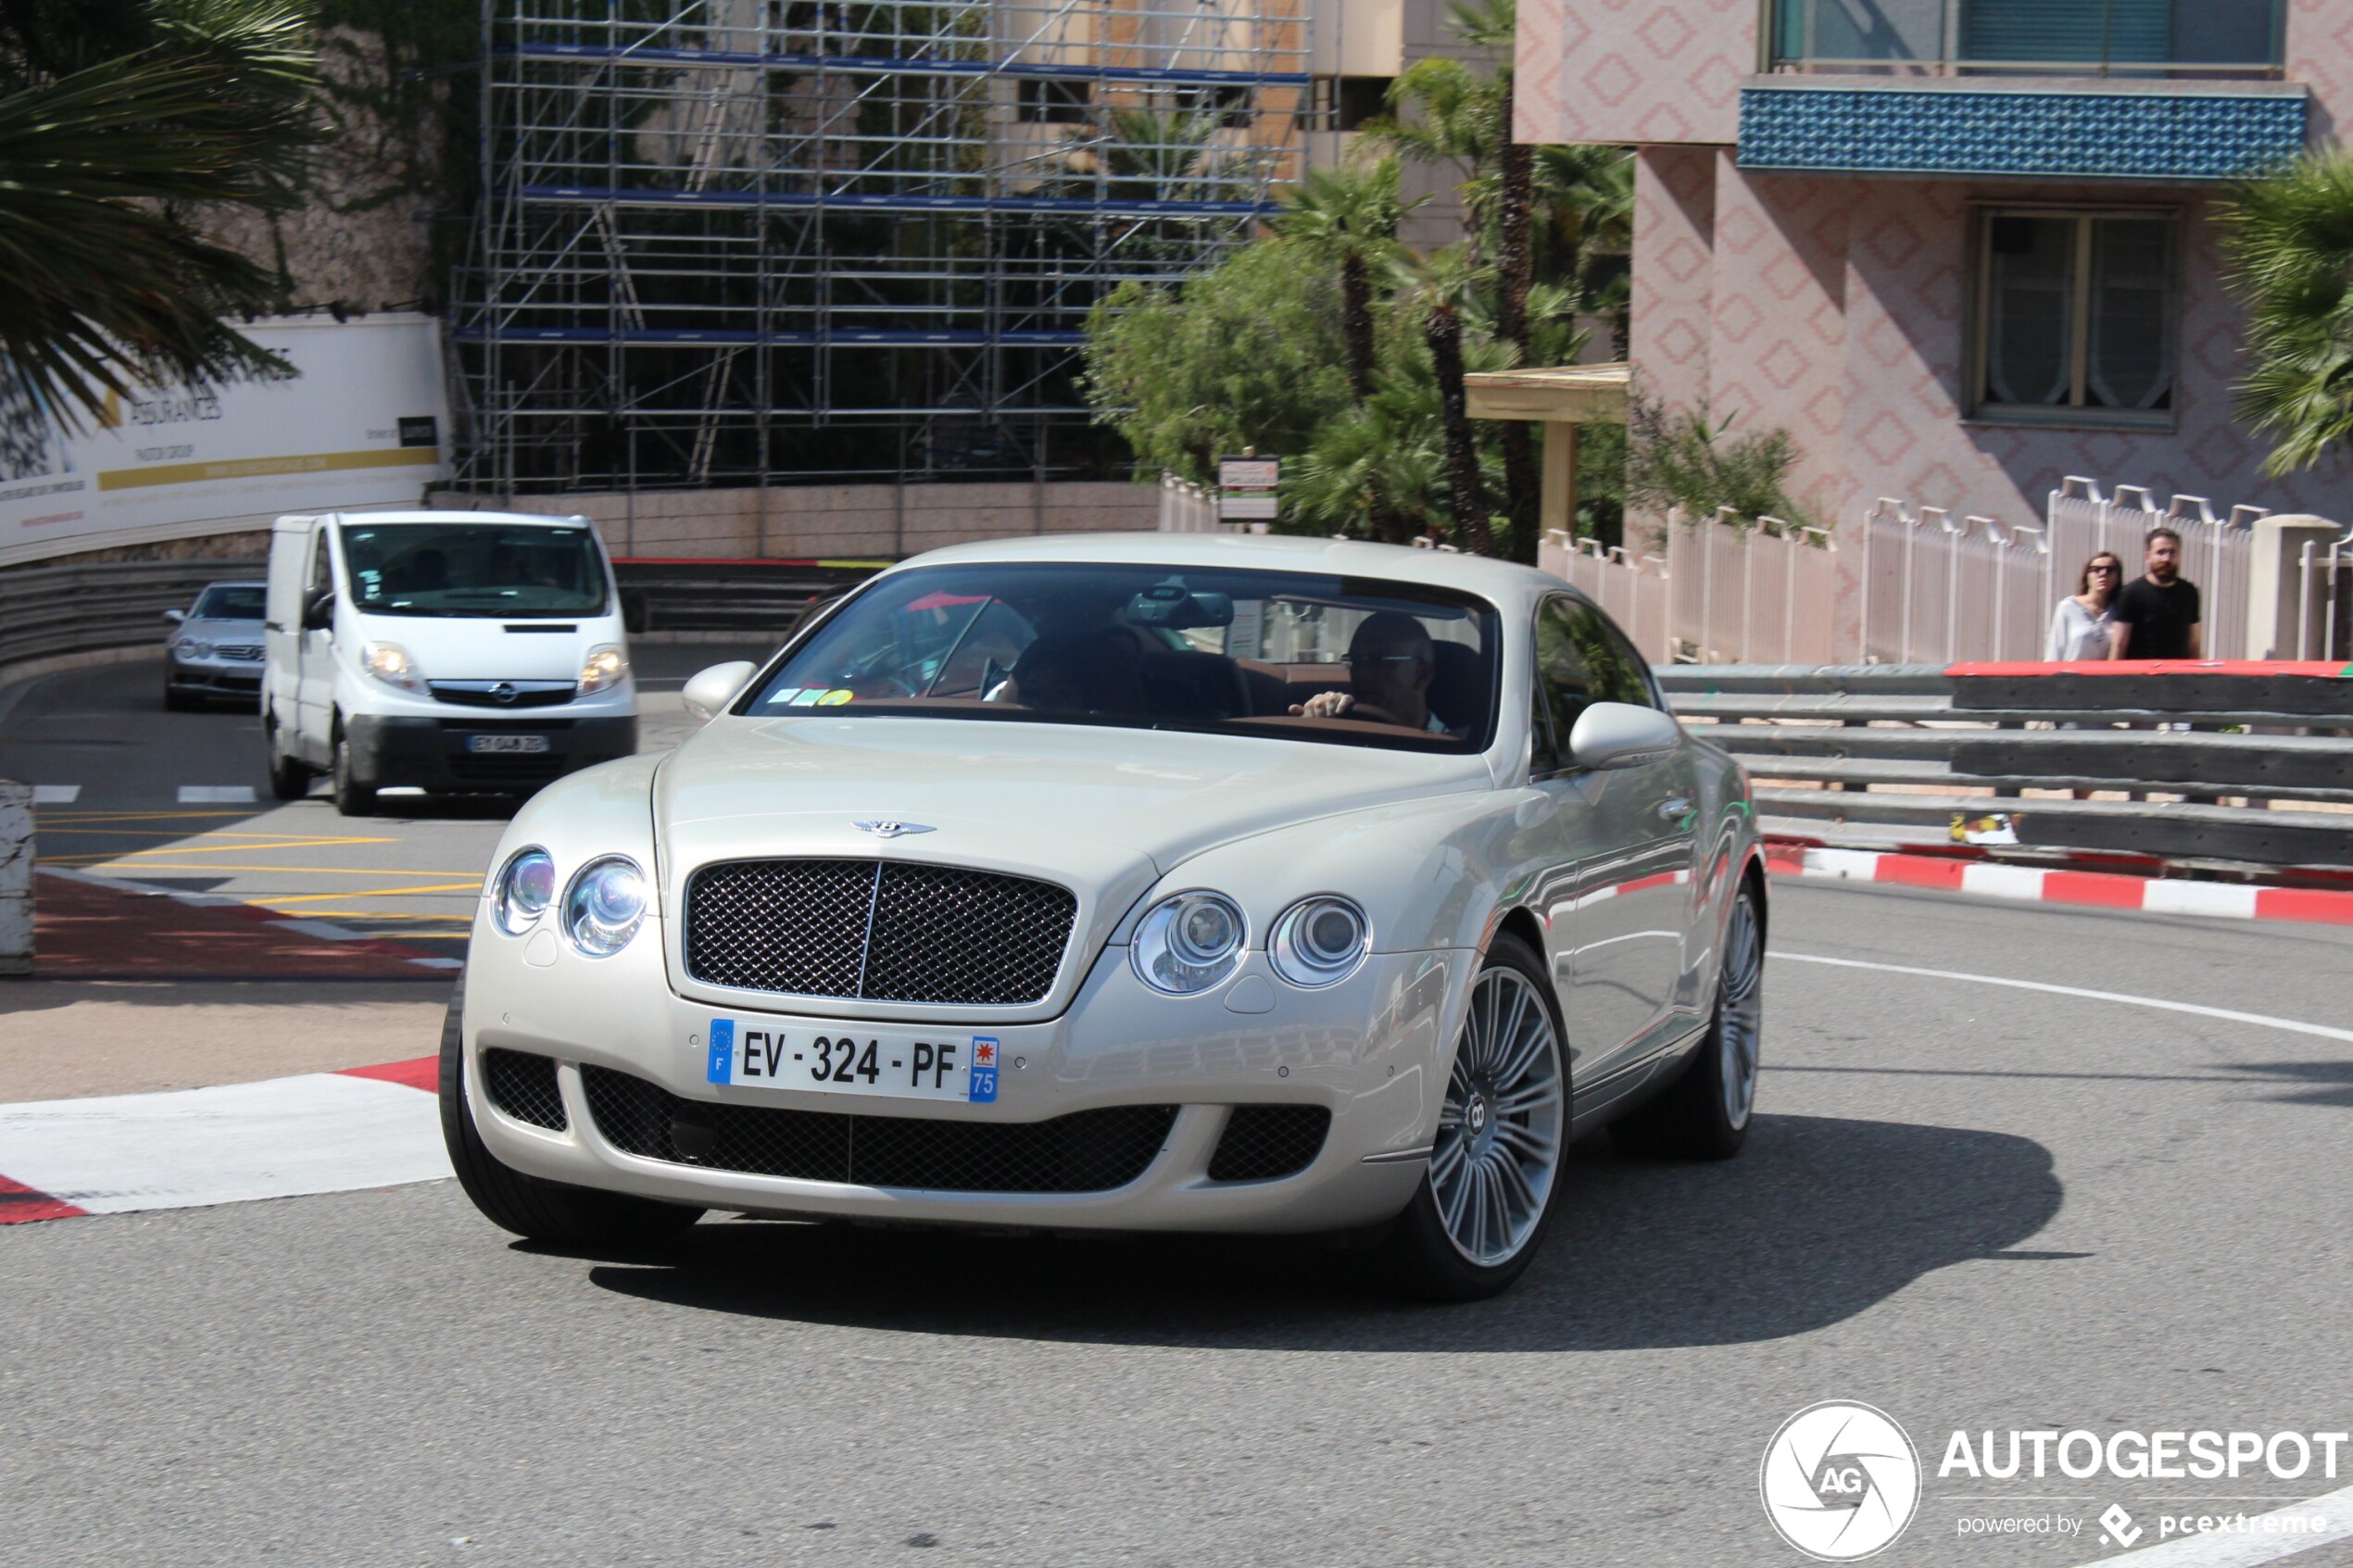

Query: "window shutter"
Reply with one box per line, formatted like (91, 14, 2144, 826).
(1961, 0, 2171, 67)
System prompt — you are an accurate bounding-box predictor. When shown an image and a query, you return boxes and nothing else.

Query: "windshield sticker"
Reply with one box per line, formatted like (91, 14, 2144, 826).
(787, 689, 824, 707)
(817, 689, 853, 706)
(764, 687, 805, 706)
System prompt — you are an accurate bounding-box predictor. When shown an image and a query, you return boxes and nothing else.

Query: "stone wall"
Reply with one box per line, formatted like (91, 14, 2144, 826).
(434, 481, 1162, 558)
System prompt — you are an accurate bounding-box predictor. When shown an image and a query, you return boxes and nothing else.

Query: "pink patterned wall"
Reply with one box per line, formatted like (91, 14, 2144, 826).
(1638, 163, 2352, 534)
(1515, 0, 1753, 146)
(1629, 147, 1717, 414)
(2288, 0, 2353, 140)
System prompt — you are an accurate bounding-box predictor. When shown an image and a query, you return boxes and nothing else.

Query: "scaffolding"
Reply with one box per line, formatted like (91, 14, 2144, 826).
(453, 0, 1314, 493)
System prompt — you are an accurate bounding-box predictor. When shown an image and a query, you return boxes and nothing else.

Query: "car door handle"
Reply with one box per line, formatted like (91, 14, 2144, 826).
(1658, 797, 1692, 822)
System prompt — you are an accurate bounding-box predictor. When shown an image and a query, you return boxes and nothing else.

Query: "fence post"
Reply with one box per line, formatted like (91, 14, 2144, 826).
(2246, 514, 2347, 659)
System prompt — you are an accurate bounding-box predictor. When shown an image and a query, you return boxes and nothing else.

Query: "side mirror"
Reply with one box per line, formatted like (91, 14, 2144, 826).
(682, 660, 758, 723)
(1567, 701, 1682, 771)
(162, 608, 185, 626)
(301, 590, 335, 632)
(621, 588, 649, 636)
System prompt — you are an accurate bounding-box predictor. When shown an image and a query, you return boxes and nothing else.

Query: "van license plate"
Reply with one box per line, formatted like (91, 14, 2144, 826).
(466, 734, 550, 754)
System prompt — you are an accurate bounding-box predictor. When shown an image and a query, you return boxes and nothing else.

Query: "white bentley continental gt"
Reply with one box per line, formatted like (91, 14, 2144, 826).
(439, 533, 1766, 1298)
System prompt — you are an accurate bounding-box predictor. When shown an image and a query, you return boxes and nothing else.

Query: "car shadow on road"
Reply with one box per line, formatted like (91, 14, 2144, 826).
(581, 1111, 2061, 1351)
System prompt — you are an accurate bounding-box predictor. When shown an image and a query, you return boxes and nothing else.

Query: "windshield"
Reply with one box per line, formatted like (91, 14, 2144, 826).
(191, 585, 264, 621)
(744, 562, 1501, 753)
(338, 522, 608, 618)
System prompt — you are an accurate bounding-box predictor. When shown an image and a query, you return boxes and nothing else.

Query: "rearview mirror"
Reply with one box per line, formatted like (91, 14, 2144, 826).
(682, 660, 758, 723)
(1567, 702, 1682, 771)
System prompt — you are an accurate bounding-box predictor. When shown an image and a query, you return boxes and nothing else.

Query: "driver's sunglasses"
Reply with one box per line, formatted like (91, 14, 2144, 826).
(2088, 563, 2120, 574)
(1350, 652, 1426, 668)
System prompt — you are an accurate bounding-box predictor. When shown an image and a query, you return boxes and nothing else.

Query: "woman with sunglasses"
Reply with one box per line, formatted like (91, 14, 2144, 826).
(2047, 552, 2123, 662)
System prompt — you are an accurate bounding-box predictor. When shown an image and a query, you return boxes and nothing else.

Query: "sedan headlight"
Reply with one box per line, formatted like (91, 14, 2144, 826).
(1131, 890, 1246, 995)
(578, 643, 629, 696)
(493, 847, 557, 935)
(1268, 896, 1371, 989)
(176, 640, 211, 661)
(561, 855, 647, 957)
(362, 641, 427, 695)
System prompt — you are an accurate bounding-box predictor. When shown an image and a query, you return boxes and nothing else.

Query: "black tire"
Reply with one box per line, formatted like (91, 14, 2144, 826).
(264, 718, 310, 801)
(331, 728, 376, 817)
(1365, 932, 1570, 1302)
(438, 981, 704, 1247)
(1613, 880, 1763, 1162)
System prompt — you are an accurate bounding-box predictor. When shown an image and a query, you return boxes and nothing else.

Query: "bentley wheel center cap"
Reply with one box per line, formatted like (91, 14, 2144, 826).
(1466, 1092, 1489, 1136)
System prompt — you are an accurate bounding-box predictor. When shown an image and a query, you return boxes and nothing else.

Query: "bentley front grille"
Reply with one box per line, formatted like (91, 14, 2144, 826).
(683, 859, 1077, 1007)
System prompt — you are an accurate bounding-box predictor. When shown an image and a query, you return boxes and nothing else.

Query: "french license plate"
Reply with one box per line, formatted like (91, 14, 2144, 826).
(466, 734, 550, 754)
(704, 1019, 1000, 1104)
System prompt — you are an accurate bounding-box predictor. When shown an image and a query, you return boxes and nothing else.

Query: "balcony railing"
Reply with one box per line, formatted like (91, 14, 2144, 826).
(1767, 0, 2286, 81)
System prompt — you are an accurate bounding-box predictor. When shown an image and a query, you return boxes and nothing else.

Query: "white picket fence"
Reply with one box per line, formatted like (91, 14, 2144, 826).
(1543, 479, 2279, 666)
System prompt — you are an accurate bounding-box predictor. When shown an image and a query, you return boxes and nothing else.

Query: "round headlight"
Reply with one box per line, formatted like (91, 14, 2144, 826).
(561, 855, 647, 957)
(493, 847, 557, 935)
(1130, 890, 1247, 996)
(1269, 896, 1371, 989)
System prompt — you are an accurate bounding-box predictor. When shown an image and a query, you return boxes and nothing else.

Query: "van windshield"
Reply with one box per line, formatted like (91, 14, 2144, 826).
(743, 562, 1501, 753)
(339, 523, 608, 618)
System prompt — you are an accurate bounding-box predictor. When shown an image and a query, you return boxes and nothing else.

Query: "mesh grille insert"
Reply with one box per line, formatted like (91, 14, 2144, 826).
(483, 1048, 567, 1131)
(581, 1065, 1173, 1194)
(1206, 1105, 1330, 1183)
(684, 859, 1077, 1006)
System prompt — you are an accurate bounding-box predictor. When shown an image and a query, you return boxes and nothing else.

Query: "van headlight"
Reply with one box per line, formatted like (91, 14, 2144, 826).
(1131, 890, 1246, 995)
(578, 643, 629, 696)
(492, 847, 557, 935)
(562, 856, 647, 957)
(1268, 896, 1370, 988)
(362, 641, 427, 695)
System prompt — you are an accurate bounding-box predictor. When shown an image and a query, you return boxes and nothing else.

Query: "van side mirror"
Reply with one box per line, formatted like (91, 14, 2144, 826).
(301, 590, 334, 631)
(162, 608, 185, 626)
(682, 660, 758, 723)
(621, 588, 649, 636)
(1567, 702, 1682, 771)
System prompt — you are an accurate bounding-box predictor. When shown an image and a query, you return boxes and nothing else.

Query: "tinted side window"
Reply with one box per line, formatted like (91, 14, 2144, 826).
(1534, 596, 1654, 761)
(1585, 610, 1658, 710)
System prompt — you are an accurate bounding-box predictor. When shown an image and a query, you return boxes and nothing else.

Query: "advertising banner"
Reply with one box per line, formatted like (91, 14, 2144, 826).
(0, 314, 449, 567)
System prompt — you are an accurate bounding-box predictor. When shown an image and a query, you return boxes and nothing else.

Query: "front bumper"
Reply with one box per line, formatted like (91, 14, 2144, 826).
(460, 930, 1466, 1235)
(346, 714, 637, 792)
(168, 654, 264, 696)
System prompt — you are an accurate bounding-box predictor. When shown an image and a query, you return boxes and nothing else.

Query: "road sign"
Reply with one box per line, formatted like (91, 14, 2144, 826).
(1218, 456, 1278, 521)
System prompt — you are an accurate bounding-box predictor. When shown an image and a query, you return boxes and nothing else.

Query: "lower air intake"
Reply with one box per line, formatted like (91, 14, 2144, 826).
(1206, 1105, 1330, 1182)
(482, 1048, 567, 1131)
(580, 1066, 1174, 1194)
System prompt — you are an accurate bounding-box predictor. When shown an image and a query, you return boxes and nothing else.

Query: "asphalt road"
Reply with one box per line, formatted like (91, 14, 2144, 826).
(4, 872, 2349, 1567)
(0, 645, 774, 958)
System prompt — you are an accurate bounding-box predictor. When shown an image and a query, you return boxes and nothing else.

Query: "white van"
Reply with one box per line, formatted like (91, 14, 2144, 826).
(262, 510, 637, 815)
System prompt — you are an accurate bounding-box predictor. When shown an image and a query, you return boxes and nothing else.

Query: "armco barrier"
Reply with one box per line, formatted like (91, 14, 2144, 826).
(1659, 661, 2353, 870)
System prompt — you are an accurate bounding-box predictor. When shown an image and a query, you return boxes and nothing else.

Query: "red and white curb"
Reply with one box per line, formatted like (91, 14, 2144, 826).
(0, 1058, 444, 1224)
(36, 863, 466, 970)
(1767, 845, 2353, 927)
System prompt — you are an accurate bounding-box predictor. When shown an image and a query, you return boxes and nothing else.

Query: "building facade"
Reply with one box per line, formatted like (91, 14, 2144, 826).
(1516, 0, 2353, 533)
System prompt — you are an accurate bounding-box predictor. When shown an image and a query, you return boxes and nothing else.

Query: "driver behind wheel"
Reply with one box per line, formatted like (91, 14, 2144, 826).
(1290, 611, 1451, 734)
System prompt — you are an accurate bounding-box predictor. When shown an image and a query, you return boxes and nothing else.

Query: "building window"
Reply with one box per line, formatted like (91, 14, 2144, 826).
(1970, 209, 2177, 428)
(1017, 78, 1090, 124)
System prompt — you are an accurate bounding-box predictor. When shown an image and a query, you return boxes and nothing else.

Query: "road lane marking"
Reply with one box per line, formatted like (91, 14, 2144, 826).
(2068, 1479, 2352, 1566)
(31, 784, 79, 803)
(259, 884, 483, 904)
(177, 785, 258, 804)
(1779, 953, 2353, 1047)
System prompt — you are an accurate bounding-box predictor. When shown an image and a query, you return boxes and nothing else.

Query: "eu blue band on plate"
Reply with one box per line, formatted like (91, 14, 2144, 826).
(707, 1019, 734, 1085)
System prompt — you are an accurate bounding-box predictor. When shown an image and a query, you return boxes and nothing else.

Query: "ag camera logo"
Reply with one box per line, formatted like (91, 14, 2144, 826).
(1761, 1401, 1922, 1561)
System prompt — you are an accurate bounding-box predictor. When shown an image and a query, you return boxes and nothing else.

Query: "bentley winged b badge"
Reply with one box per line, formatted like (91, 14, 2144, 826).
(853, 820, 937, 839)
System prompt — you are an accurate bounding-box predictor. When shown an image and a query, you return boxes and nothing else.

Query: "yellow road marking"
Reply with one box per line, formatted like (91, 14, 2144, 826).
(55, 861, 489, 876)
(41, 836, 398, 861)
(261, 883, 482, 903)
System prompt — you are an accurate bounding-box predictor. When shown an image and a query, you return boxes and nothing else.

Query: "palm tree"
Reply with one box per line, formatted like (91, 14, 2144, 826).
(1396, 245, 1494, 554)
(0, 3, 322, 428)
(2220, 148, 2353, 476)
(1270, 154, 1410, 401)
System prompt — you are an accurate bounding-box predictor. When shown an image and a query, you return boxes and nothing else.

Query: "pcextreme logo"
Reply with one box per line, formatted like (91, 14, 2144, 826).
(1761, 1401, 1924, 1562)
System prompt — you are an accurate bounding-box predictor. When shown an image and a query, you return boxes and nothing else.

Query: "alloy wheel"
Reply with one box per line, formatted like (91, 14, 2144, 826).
(1718, 891, 1764, 1130)
(1429, 965, 1566, 1267)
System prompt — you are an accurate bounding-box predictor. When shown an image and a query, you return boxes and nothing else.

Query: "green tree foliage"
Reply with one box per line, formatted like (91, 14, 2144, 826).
(1270, 155, 1410, 400)
(1080, 238, 1357, 486)
(1624, 392, 1814, 538)
(2220, 147, 2353, 476)
(0, 0, 322, 427)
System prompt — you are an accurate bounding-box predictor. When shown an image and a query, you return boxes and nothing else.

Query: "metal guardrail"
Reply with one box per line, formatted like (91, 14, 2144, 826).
(0, 557, 887, 681)
(1660, 662, 2353, 870)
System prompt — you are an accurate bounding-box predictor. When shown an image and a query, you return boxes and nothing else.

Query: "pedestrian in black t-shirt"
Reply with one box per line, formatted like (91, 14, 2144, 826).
(2110, 527, 2202, 660)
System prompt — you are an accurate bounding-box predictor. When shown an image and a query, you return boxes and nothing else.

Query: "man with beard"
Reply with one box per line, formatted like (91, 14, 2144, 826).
(2110, 527, 2202, 660)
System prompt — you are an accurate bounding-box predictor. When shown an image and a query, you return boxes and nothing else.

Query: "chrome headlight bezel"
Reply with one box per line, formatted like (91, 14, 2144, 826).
(492, 847, 558, 936)
(560, 854, 648, 958)
(1268, 895, 1372, 989)
(1129, 889, 1248, 996)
